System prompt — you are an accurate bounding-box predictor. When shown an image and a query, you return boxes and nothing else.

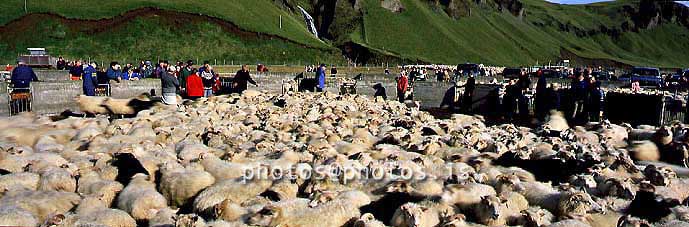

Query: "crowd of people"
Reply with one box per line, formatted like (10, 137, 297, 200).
(435, 67, 607, 125)
(54, 58, 261, 104)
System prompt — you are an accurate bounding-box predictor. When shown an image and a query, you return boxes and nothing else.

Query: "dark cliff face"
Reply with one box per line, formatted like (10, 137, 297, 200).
(627, 0, 689, 30)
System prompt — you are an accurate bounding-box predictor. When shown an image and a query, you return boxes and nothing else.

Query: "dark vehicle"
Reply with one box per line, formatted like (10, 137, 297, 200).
(501, 68, 523, 79)
(591, 71, 616, 81)
(540, 69, 564, 78)
(457, 63, 480, 76)
(629, 67, 662, 87)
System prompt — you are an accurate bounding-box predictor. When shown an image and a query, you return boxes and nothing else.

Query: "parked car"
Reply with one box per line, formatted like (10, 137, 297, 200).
(540, 69, 565, 78)
(591, 71, 616, 81)
(457, 63, 480, 76)
(501, 67, 523, 79)
(627, 67, 663, 87)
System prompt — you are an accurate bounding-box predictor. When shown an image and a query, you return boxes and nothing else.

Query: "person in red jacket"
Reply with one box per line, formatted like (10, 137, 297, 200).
(396, 71, 409, 103)
(185, 70, 204, 100)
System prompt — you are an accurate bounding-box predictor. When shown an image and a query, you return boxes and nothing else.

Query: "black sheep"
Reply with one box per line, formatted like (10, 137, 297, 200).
(626, 183, 680, 222)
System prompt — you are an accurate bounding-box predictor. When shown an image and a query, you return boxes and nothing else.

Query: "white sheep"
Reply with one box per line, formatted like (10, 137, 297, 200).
(0, 172, 39, 191)
(0, 205, 39, 227)
(0, 190, 80, 222)
(37, 166, 77, 192)
(440, 183, 497, 210)
(117, 174, 168, 221)
(148, 207, 179, 227)
(390, 202, 442, 227)
(75, 95, 109, 115)
(77, 171, 124, 206)
(193, 178, 272, 217)
(248, 190, 370, 227)
(158, 162, 216, 208)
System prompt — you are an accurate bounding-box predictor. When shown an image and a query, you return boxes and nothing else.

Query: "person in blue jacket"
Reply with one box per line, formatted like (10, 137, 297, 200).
(316, 64, 326, 92)
(10, 61, 39, 89)
(106, 62, 122, 82)
(83, 62, 98, 96)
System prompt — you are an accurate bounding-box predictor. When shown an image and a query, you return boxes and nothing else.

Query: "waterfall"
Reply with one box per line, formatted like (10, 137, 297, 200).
(297, 5, 319, 38)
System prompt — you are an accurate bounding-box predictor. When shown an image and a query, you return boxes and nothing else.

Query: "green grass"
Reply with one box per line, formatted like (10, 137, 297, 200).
(0, 15, 343, 65)
(0, 0, 326, 48)
(354, 0, 689, 67)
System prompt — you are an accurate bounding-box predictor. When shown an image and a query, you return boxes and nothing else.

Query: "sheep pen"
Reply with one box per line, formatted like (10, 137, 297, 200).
(2, 90, 689, 227)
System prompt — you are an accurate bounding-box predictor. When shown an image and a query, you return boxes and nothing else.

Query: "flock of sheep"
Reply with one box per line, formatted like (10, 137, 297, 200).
(2, 90, 689, 227)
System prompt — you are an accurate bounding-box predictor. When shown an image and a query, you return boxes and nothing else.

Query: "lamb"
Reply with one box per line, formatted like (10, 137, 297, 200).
(0, 190, 81, 222)
(75, 95, 109, 115)
(117, 174, 168, 221)
(158, 162, 216, 208)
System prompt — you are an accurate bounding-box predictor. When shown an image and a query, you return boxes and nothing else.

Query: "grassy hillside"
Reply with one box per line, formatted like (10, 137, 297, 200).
(354, 0, 689, 67)
(0, 12, 342, 65)
(0, 0, 325, 48)
(1, 0, 689, 67)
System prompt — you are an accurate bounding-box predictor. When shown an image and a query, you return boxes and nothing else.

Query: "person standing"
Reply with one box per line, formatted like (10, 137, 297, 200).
(186, 69, 204, 100)
(503, 79, 520, 121)
(588, 81, 604, 123)
(233, 64, 258, 94)
(200, 66, 216, 97)
(106, 62, 122, 82)
(330, 66, 338, 76)
(461, 74, 476, 113)
(69, 61, 84, 81)
(396, 71, 409, 103)
(10, 61, 39, 89)
(517, 71, 531, 120)
(534, 69, 548, 120)
(373, 83, 387, 101)
(56, 57, 66, 70)
(82, 62, 98, 96)
(316, 64, 326, 92)
(571, 73, 588, 122)
(161, 66, 180, 105)
(180, 60, 195, 96)
(153, 60, 168, 78)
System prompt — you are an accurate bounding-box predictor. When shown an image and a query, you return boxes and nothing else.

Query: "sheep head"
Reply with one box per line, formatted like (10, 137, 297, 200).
(602, 178, 635, 200)
(398, 203, 430, 227)
(386, 181, 415, 194)
(644, 165, 676, 186)
(476, 195, 506, 226)
(558, 192, 604, 217)
(440, 214, 467, 227)
(617, 215, 652, 227)
(520, 208, 553, 227)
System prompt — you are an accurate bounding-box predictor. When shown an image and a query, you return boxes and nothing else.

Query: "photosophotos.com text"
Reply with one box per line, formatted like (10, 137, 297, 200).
(240, 162, 468, 184)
